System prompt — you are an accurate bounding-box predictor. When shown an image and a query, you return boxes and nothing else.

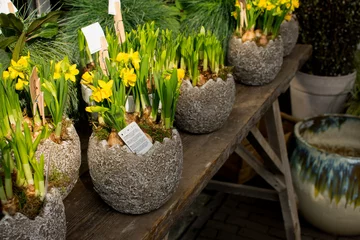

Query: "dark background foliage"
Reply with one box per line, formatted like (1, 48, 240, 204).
(296, 0, 360, 76)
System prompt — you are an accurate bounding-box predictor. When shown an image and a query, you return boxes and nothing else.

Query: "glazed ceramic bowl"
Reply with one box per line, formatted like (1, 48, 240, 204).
(290, 114, 360, 235)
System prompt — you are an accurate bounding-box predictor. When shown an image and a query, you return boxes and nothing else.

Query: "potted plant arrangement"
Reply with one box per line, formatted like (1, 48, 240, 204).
(291, 0, 360, 118)
(79, 24, 183, 214)
(175, 27, 236, 134)
(227, 0, 295, 85)
(279, 1, 300, 56)
(0, 66, 66, 239)
(1, 53, 81, 199)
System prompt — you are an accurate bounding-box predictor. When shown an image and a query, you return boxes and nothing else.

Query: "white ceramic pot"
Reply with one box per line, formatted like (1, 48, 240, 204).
(290, 115, 360, 235)
(290, 71, 356, 119)
(0, 188, 66, 240)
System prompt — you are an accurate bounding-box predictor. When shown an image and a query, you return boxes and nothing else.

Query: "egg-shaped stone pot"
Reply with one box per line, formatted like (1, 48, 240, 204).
(290, 114, 360, 235)
(88, 129, 183, 214)
(0, 188, 66, 240)
(280, 15, 299, 56)
(227, 36, 283, 85)
(175, 75, 235, 134)
(36, 121, 81, 199)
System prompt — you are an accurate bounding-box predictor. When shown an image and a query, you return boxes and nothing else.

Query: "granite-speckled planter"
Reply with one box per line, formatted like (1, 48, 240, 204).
(175, 75, 235, 134)
(290, 115, 360, 235)
(0, 188, 66, 240)
(227, 36, 283, 85)
(88, 129, 183, 214)
(36, 122, 81, 199)
(280, 16, 299, 56)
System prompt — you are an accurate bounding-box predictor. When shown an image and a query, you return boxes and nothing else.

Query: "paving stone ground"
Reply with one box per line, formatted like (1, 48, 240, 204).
(170, 189, 360, 240)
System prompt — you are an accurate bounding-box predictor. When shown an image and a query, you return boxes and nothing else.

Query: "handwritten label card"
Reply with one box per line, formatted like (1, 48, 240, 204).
(108, 0, 120, 15)
(118, 122, 153, 155)
(81, 23, 108, 54)
(0, 0, 17, 14)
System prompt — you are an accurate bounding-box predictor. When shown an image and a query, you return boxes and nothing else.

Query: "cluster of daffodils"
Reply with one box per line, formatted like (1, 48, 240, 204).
(232, 0, 300, 45)
(2, 54, 31, 91)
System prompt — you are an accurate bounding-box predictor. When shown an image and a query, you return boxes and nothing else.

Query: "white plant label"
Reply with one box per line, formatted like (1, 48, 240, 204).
(81, 22, 108, 54)
(108, 0, 120, 15)
(118, 122, 153, 155)
(0, 0, 17, 14)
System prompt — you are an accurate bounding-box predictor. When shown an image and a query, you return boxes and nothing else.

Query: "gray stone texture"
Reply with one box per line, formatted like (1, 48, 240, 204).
(175, 75, 236, 134)
(36, 122, 81, 199)
(280, 16, 299, 56)
(227, 36, 284, 85)
(0, 188, 66, 240)
(87, 129, 183, 214)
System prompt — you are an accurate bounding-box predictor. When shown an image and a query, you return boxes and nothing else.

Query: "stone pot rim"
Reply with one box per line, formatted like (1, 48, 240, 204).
(182, 74, 232, 90)
(294, 114, 360, 161)
(230, 35, 281, 48)
(91, 128, 179, 154)
(1, 188, 61, 222)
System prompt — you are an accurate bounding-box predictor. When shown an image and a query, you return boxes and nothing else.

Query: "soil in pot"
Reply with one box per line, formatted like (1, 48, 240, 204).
(36, 118, 81, 199)
(227, 35, 283, 85)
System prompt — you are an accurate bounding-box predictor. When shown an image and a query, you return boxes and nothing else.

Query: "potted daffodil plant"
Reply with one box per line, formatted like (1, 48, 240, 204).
(228, 0, 296, 85)
(175, 27, 236, 134)
(1, 54, 81, 199)
(79, 23, 183, 214)
(0, 65, 66, 239)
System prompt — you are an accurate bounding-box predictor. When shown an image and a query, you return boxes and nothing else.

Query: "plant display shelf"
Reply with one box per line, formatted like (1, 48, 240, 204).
(64, 45, 312, 240)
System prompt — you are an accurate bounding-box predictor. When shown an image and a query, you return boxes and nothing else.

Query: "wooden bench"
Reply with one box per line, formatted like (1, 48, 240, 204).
(64, 45, 312, 240)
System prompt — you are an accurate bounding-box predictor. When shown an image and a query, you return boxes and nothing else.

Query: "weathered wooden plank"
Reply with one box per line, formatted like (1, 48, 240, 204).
(234, 145, 286, 192)
(248, 127, 284, 174)
(264, 100, 301, 240)
(207, 180, 279, 202)
(64, 45, 312, 240)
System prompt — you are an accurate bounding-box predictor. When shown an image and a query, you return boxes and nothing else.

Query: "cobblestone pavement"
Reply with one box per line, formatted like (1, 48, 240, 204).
(194, 194, 360, 240)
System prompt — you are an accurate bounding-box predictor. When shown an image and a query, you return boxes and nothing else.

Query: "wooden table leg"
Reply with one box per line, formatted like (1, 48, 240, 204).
(264, 99, 301, 240)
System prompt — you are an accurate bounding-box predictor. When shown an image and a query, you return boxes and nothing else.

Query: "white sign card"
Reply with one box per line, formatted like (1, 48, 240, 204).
(81, 22, 108, 54)
(108, 0, 120, 15)
(0, 0, 17, 14)
(118, 122, 153, 155)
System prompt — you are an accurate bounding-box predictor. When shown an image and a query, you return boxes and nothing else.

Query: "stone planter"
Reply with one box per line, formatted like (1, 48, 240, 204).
(280, 16, 299, 56)
(36, 122, 81, 199)
(175, 75, 236, 134)
(227, 36, 283, 85)
(88, 129, 183, 214)
(290, 114, 360, 235)
(0, 188, 66, 240)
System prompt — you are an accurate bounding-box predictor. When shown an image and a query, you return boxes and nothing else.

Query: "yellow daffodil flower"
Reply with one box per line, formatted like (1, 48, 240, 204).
(129, 51, 141, 70)
(120, 68, 137, 87)
(177, 68, 185, 82)
(2, 71, 10, 80)
(53, 60, 62, 79)
(15, 79, 29, 90)
(8, 66, 25, 80)
(90, 80, 113, 102)
(231, 11, 238, 19)
(284, 14, 292, 21)
(85, 106, 109, 113)
(116, 52, 130, 63)
(235, 0, 240, 7)
(81, 71, 94, 84)
(65, 64, 79, 82)
(247, 4, 252, 10)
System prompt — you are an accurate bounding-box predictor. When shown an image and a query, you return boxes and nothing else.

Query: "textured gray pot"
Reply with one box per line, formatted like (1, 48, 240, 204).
(280, 16, 299, 56)
(88, 129, 183, 214)
(0, 188, 66, 240)
(175, 75, 236, 134)
(227, 36, 283, 85)
(36, 122, 81, 199)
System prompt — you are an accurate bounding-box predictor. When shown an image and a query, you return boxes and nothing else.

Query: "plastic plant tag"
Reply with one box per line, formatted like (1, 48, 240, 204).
(81, 22, 108, 54)
(0, 0, 17, 14)
(118, 122, 153, 155)
(108, 0, 120, 15)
